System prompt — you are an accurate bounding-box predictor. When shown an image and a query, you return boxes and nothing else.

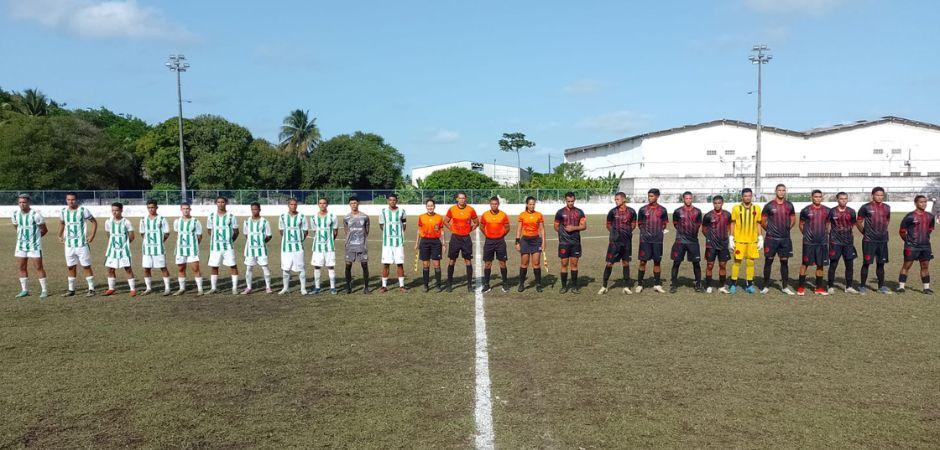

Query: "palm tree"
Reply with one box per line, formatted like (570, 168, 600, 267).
(278, 109, 321, 157)
(15, 89, 51, 116)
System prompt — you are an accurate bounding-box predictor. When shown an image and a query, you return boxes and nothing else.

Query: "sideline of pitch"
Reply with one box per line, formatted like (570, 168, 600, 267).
(473, 227, 495, 449)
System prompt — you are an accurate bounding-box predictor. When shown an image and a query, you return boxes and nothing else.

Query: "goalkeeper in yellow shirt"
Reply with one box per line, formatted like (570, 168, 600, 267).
(728, 188, 764, 294)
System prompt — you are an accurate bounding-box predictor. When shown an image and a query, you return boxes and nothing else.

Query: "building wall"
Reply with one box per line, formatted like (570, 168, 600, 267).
(411, 161, 524, 186)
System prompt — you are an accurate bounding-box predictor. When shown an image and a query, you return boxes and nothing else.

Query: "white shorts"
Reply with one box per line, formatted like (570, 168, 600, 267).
(141, 254, 167, 269)
(65, 246, 92, 267)
(311, 251, 336, 267)
(15, 250, 41, 259)
(208, 249, 237, 268)
(175, 255, 200, 265)
(244, 255, 269, 267)
(381, 246, 405, 265)
(105, 256, 132, 269)
(281, 251, 305, 272)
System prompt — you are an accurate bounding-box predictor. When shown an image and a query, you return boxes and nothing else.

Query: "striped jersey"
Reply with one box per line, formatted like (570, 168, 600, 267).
(12, 209, 44, 252)
(139, 215, 170, 256)
(379, 208, 406, 248)
(800, 204, 830, 245)
(60, 206, 93, 248)
(858, 202, 891, 243)
(900, 210, 935, 248)
(731, 203, 762, 243)
(105, 218, 134, 260)
(243, 218, 272, 258)
(310, 213, 338, 253)
(207, 212, 239, 251)
(174, 218, 203, 257)
(279, 213, 308, 253)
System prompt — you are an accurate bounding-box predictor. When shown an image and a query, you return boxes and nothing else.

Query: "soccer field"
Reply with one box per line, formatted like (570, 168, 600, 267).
(2, 215, 939, 447)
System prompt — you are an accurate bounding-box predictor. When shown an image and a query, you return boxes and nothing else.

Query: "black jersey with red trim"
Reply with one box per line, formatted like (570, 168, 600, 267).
(828, 206, 856, 247)
(857, 202, 891, 243)
(900, 210, 935, 248)
(799, 204, 830, 245)
(637, 204, 669, 244)
(672, 205, 702, 244)
(762, 200, 796, 239)
(702, 209, 731, 247)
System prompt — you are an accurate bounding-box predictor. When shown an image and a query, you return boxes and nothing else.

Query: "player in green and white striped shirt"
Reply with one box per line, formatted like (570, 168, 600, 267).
(278, 198, 309, 295)
(310, 197, 339, 294)
(207, 196, 240, 295)
(379, 193, 407, 292)
(58, 192, 98, 297)
(103, 202, 137, 297)
(173, 202, 204, 296)
(12, 194, 48, 298)
(242, 202, 273, 294)
(139, 199, 171, 295)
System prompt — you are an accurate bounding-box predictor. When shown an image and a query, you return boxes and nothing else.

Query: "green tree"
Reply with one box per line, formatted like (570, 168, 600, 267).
(279, 109, 321, 157)
(418, 167, 500, 190)
(250, 139, 303, 189)
(12, 89, 55, 116)
(498, 132, 536, 179)
(304, 132, 404, 189)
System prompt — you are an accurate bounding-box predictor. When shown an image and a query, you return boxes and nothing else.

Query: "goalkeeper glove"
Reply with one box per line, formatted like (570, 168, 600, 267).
(757, 235, 764, 250)
(728, 235, 735, 250)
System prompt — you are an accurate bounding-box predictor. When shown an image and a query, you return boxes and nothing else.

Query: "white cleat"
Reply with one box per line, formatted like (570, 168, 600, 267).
(718, 286, 730, 294)
(241, 288, 252, 295)
(140, 289, 152, 296)
(706, 287, 713, 294)
(845, 287, 859, 294)
(634, 285, 644, 294)
(781, 287, 796, 296)
(623, 286, 633, 295)
(300, 290, 308, 296)
(597, 287, 608, 295)
(827, 287, 836, 295)
(652, 285, 665, 293)
(760, 287, 770, 294)
(278, 288, 289, 295)
(205, 288, 218, 295)
(173, 289, 186, 296)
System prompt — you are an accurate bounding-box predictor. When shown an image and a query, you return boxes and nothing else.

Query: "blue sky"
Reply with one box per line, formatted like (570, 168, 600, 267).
(2, 0, 939, 173)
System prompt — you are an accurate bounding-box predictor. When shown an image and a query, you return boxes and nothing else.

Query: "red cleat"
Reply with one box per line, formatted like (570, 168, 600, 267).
(129, 290, 137, 297)
(814, 287, 829, 296)
(796, 287, 806, 296)
(103, 289, 116, 296)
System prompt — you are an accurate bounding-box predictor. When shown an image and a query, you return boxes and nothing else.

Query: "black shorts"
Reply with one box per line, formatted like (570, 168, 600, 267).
(483, 238, 508, 262)
(605, 240, 632, 263)
(448, 235, 473, 260)
(828, 243, 857, 262)
(671, 242, 701, 262)
(801, 244, 829, 267)
(764, 237, 794, 259)
(904, 245, 933, 262)
(638, 242, 663, 262)
(705, 243, 731, 262)
(418, 238, 442, 261)
(862, 241, 889, 264)
(558, 242, 582, 259)
(518, 236, 542, 255)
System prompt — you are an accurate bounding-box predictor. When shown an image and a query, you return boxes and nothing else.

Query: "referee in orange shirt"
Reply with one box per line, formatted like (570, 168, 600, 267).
(444, 192, 479, 292)
(415, 198, 446, 292)
(480, 196, 511, 292)
(516, 196, 546, 292)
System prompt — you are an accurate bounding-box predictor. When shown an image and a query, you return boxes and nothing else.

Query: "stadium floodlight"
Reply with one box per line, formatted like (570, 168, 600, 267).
(166, 54, 190, 203)
(749, 44, 772, 200)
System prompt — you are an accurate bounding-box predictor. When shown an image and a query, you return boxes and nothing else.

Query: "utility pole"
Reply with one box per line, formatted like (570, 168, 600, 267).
(166, 54, 190, 203)
(749, 44, 772, 200)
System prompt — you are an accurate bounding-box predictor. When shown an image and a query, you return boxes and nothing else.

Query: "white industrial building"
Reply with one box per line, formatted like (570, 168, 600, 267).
(564, 116, 940, 200)
(411, 160, 527, 187)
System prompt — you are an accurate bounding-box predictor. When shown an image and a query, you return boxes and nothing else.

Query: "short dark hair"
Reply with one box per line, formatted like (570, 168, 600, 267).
(490, 196, 500, 203)
(682, 191, 693, 198)
(216, 196, 228, 203)
(250, 202, 261, 208)
(524, 196, 536, 203)
(811, 189, 823, 196)
(915, 194, 927, 202)
(387, 193, 398, 200)
(713, 195, 724, 202)
(648, 188, 660, 196)
(111, 202, 124, 209)
(425, 198, 436, 205)
(65, 191, 77, 198)
(146, 199, 158, 207)
(565, 192, 576, 199)
(348, 196, 359, 203)
(456, 191, 467, 198)
(775, 183, 786, 189)
(836, 192, 848, 197)
(872, 187, 885, 195)
(287, 197, 298, 203)
(615, 192, 626, 199)
(318, 197, 328, 203)
(17, 193, 30, 201)
(741, 188, 753, 195)
(180, 202, 191, 207)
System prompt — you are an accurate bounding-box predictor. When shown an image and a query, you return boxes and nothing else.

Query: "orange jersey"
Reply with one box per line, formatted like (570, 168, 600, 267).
(418, 213, 444, 238)
(446, 205, 477, 236)
(481, 210, 510, 239)
(518, 210, 543, 237)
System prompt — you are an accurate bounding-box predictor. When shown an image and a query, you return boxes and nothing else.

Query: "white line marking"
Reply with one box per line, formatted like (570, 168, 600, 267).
(473, 227, 495, 449)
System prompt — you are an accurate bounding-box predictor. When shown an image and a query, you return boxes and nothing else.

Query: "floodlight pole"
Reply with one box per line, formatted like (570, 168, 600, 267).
(166, 55, 190, 203)
(749, 44, 772, 200)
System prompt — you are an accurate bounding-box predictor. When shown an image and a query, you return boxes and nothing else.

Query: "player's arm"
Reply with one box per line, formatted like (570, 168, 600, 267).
(39, 223, 48, 237)
(855, 209, 866, 233)
(799, 209, 807, 234)
(760, 210, 768, 230)
(501, 216, 510, 239)
(127, 222, 136, 244)
(86, 215, 98, 243)
(553, 210, 561, 233)
(363, 217, 370, 238)
(538, 218, 546, 246)
(661, 210, 668, 231)
(471, 212, 479, 232)
(264, 222, 273, 243)
(231, 222, 240, 241)
(898, 215, 910, 240)
(673, 210, 681, 231)
(196, 223, 204, 244)
(605, 210, 613, 232)
(577, 213, 586, 232)
(302, 219, 309, 240)
(57, 213, 65, 243)
(401, 214, 406, 232)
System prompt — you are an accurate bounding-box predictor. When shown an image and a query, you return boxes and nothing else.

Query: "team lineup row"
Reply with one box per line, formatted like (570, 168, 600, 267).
(9, 185, 936, 298)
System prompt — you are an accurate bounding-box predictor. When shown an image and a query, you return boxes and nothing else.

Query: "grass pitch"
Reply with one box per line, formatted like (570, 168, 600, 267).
(2, 214, 939, 447)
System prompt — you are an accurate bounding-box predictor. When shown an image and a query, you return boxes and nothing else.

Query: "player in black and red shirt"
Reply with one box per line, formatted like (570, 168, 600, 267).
(553, 192, 587, 293)
(897, 195, 935, 294)
(797, 190, 830, 295)
(761, 183, 797, 294)
(856, 187, 891, 294)
(827, 192, 859, 294)
(599, 192, 636, 295)
(702, 195, 732, 294)
(636, 188, 669, 293)
(670, 191, 703, 293)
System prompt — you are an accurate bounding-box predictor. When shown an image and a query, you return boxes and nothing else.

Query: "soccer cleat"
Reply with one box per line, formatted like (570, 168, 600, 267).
(265, 288, 274, 294)
(694, 283, 703, 293)
(242, 288, 253, 295)
(727, 285, 736, 294)
(598, 286, 608, 295)
(39, 291, 48, 299)
(424, 285, 431, 293)
(363, 287, 372, 295)
(482, 285, 492, 293)
(195, 291, 204, 297)
(781, 287, 796, 296)
(205, 288, 218, 295)
(796, 286, 806, 296)
(814, 287, 828, 296)
(331, 289, 338, 295)
(278, 288, 289, 295)
(103, 289, 116, 296)
(669, 285, 678, 294)
(15, 291, 29, 298)
(129, 290, 137, 298)
(827, 287, 835, 295)
(300, 289, 308, 296)
(163, 290, 172, 296)
(141, 289, 152, 296)
(501, 285, 510, 293)
(760, 287, 770, 294)
(85, 289, 96, 297)
(634, 285, 644, 294)
(312, 288, 321, 295)
(379, 287, 389, 293)
(468, 285, 474, 293)
(653, 285, 665, 293)
(62, 290, 75, 297)
(745, 285, 757, 294)
(446, 284, 453, 293)
(924, 288, 934, 295)
(517, 283, 525, 292)
(571, 286, 580, 294)
(559, 286, 569, 294)
(706, 286, 714, 294)
(623, 286, 633, 295)
(173, 289, 186, 296)
(845, 287, 859, 294)
(896, 287, 906, 294)
(857, 286, 867, 295)
(400, 287, 408, 293)
(535, 285, 543, 293)
(878, 286, 892, 295)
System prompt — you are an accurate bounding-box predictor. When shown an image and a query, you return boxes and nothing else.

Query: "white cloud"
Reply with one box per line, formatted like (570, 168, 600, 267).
(6, 0, 195, 42)
(427, 129, 460, 144)
(563, 79, 604, 95)
(743, 0, 846, 15)
(576, 110, 646, 133)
